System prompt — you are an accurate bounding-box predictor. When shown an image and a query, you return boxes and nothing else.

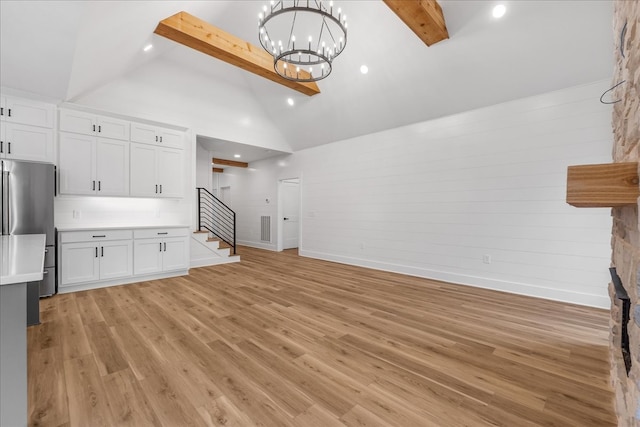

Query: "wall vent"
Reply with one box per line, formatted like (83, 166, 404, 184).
(260, 216, 271, 242)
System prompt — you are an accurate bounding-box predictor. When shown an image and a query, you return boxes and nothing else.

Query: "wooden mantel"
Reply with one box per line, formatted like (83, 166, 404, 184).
(566, 162, 640, 207)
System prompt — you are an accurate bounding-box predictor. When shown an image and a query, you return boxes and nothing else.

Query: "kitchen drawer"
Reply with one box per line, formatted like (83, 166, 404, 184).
(134, 228, 189, 239)
(60, 229, 133, 243)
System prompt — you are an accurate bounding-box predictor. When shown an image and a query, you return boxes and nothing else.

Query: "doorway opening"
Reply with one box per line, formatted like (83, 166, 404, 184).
(277, 178, 300, 251)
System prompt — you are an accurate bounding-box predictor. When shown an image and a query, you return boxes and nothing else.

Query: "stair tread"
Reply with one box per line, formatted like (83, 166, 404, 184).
(193, 231, 208, 234)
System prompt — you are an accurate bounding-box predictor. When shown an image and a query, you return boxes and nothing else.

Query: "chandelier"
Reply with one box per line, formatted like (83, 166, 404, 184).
(258, 1, 348, 82)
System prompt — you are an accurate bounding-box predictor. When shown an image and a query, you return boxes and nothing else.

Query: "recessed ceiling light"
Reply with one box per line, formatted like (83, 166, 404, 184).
(287, 98, 294, 106)
(234, 154, 241, 158)
(143, 44, 153, 52)
(360, 65, 369, 74)
(492, 4, 506, 18)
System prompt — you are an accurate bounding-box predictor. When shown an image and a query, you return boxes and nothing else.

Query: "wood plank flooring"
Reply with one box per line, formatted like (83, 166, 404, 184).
(28, 246, 616, 426)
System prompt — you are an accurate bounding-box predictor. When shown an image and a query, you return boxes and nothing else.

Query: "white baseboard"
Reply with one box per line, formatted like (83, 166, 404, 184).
(237, 240, 277, 251)
(298, 249, 610, 309)
(190, 256, 240, 268)
(57, 269, 189, 294)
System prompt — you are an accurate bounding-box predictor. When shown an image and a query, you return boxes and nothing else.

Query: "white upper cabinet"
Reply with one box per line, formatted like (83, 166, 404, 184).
(0, 122, 54, 162)
(130, 123, 184, 149)
(59, 109, 130, 141)
(0, 96, 55, 162)
(58, 133, 129, 196)
(0, 96, 55, 128)
(130, 143, 183, 198)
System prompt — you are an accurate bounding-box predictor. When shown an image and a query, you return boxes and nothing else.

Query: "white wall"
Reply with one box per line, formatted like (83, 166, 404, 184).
(195, 142, 213, 191)
(225, 80, 614, 308)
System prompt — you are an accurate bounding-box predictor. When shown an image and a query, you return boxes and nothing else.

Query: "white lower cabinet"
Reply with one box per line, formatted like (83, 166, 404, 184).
(133, 228, 189, 275)
(58, 227, 189, 292)
(60, 238, 133, 287)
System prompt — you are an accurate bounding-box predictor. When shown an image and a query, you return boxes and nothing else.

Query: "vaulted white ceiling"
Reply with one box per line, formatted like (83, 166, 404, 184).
(0, 1, 613, 154)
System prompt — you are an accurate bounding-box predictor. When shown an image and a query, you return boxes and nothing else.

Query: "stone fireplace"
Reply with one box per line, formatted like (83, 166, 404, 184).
(609, 1, 640, 425)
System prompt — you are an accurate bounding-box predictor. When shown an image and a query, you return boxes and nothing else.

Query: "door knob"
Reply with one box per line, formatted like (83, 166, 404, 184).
(284, 217, 289, 220)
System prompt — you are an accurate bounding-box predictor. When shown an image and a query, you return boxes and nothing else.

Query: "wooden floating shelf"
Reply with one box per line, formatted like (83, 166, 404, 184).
(566, 162, 639, 207)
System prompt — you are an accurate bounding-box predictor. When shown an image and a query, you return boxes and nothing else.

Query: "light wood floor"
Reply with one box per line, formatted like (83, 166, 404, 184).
(29, 246, 616, 426)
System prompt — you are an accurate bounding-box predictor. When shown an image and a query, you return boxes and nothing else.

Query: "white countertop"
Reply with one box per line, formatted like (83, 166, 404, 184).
(56, 224, 190, 232)
(0, 235, 46, 286)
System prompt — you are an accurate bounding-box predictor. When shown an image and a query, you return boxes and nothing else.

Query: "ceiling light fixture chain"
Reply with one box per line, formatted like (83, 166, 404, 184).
(258, 0, 348, 82)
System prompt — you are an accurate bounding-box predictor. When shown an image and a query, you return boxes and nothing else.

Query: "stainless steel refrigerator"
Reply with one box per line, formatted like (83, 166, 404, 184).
(1, 160, 56, 323)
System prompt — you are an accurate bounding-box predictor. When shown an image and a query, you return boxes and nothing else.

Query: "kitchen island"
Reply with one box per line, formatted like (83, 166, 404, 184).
(0, 234, 46, 427)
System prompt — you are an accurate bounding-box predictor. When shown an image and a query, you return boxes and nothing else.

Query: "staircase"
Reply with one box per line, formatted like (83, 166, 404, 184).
(191, 188, 240, 267)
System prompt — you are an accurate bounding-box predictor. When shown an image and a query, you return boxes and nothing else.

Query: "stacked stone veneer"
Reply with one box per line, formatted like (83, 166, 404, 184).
(610, 1, 640, 426)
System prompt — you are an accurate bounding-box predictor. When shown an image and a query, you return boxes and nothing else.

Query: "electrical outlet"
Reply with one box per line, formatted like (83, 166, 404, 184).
(73, 210, 81, 219)
(483, 254, 492, 264)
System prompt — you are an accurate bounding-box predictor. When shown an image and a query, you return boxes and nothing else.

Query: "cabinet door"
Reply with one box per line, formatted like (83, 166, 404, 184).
(60, 243, 100, 286)
(59, 110, 96, 135)
(158, 128, 184, 149)
(96, 138, 129, 196)
(3, 123, 53, 162)
(130, 143, 158, 196)
(162, 237, 189, 271)
(96, 115, 130, 141)
(4, 97, 54, 128)
(130, 123, 158, 145)
(157, 147, 183, 198)
(59, 133, 96, 195)
(134, 238, 163, 275)
(99, 240, 133, 280)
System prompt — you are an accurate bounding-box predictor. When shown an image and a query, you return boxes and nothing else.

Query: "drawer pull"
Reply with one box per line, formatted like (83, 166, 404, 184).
(92, 235, 106, 238)
(157, 232, 168, 235)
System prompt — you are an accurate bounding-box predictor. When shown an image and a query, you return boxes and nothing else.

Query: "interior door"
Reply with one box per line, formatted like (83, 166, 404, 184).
(282, 180, 300, 250)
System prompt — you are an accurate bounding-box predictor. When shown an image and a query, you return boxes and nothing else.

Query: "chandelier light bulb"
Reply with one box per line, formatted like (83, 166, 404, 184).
(263, 5, 267, 12)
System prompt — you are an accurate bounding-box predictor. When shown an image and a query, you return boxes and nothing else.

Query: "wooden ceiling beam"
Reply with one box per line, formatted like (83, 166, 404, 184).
(382, 0, 449, 46)
(212, 158, 248, 168)
(212, 167, 224, 173)
(154, 11, 320, 96)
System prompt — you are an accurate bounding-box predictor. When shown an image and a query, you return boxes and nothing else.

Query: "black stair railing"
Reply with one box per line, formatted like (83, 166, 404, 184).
(197, 187, 236, 254)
